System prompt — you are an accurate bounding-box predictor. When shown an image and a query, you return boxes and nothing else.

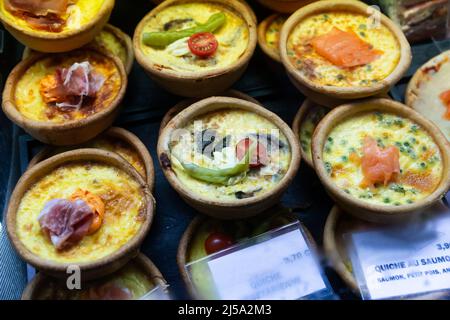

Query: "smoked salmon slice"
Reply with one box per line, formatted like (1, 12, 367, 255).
(311, 27, 382, 68)
(439, 89, 450, 120)
(360, 137, 400, 188)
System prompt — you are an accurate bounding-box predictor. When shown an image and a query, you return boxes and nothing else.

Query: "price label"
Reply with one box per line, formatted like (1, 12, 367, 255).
(349, 202, 450, 300)
(203, 223, 331, 300)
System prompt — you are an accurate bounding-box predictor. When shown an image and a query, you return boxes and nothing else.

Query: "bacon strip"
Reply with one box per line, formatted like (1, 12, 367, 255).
(38, 198, 94, 251)
(360, 137, 400, 188)
(311, 27, 383, 68)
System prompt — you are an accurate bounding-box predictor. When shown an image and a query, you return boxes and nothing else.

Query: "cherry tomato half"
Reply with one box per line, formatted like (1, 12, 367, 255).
(204, 232, 234, 255)
(188, 32, 218, 58)
(236, 138, 268, 168)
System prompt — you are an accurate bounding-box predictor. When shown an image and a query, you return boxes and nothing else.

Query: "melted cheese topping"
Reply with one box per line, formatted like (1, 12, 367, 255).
(265, 15, 286, 51)
(94, 28, 127, 68)
(170, 109, 291, 201)
(141, 2, 249, 72)
(15, 51, 121, 123)
(0, 0, 105, 34)
(35, 262, 154, 300)
(16, 162, 145, 263)
(299, 104, 328, 163)
(411, 52, 450, 141)
(323, 111, 443, 205)
(287, 11, 400, 87)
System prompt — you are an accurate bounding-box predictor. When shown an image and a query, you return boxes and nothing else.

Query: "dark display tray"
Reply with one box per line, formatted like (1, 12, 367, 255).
(1, 0, 449, 300)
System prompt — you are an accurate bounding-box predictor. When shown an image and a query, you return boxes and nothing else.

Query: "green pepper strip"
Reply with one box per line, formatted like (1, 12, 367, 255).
(178, 145, 252, 185)
(142, 12, 227, 48)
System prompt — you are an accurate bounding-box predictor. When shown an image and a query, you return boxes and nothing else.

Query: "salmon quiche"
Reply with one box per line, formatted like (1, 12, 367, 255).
(312, 99, 450, 224)
(407, 50, 450, 142)
(15, 159, 146, 263)
(0, 0, 114, 52)
(321, 110, 443, 206)
(23, 254, 165, 300)
(280, 0, 411, 106)
(134, 0, 257, 97)
(258, 14, 287, 62)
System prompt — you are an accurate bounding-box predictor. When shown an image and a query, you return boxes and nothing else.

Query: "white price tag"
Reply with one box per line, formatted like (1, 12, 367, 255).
(204, 224, 329, 300)
(349, 202, 450, 300)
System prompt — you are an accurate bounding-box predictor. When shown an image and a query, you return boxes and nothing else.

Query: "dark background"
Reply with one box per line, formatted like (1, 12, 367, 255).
(0, 0, 449, 300)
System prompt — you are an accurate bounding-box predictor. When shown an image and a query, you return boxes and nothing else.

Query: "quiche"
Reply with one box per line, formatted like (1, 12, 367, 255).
(29, 128, 151, 185)
(406, 50, 450, 142)
(258, 14, 287, 62)
(178, 210, 299, 299)
(22, 254, 165, 300)
(134, 0, 257, 97)
(280, 0, 411, 106)
(293, 99, 328, 167)
(0, 0, 114, 52)
(312, 99, 450, 223)
(158, 96, 300, 218)
(16, 160, 146, 263)
(7, 150, 153, 279)
(2, 48, 127, 145)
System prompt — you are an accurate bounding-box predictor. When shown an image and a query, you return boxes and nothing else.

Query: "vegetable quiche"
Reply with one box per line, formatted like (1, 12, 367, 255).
(134, 0, 257, 97)
(158, 96, 300, 218)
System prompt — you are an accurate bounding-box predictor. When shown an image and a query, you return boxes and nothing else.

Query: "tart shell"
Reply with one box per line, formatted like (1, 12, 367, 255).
(312, 98, 450, 224)
(133, 0, 257, 98)
(2, 48, 128, 146)
(157, 96, 301, 219)
(6, 149, 155, 280)
(0, 0, 115, 53)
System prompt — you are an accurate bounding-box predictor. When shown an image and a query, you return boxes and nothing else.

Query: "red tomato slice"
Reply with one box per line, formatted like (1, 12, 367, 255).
(188, 32, 218, 58)
(236, 138, 268, 168)
(204, 232, 234, 255)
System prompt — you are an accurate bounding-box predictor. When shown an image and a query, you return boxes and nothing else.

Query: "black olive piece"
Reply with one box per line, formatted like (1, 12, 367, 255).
(163, 18, 194, 31)
(195, 129, 218, 158)
(235, 191, 255, 199)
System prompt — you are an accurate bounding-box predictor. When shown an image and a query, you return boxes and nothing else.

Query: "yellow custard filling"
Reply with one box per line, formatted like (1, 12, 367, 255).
(94, 28, 128, 67)
(299, 104, 328, 163)
(169, 109, 291, 201)
(45, 137, 147, 179)
(265, 15, 286, 51)
(0, 0, 105, 34)
(15, 51, 121, 123)
(16, 162, 145, 263)
(141, 2, 249, 72)
(323, 111, 443, 205)
(287, 11, 400, 87)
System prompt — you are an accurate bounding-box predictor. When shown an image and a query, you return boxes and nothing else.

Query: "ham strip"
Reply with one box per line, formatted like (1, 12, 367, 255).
(88, 283, 133, 300)
(38, 198, 94, 250)
(40, 61, 105, 109)
(5, 0, 70, 16)
(5, 0, 71, 32)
